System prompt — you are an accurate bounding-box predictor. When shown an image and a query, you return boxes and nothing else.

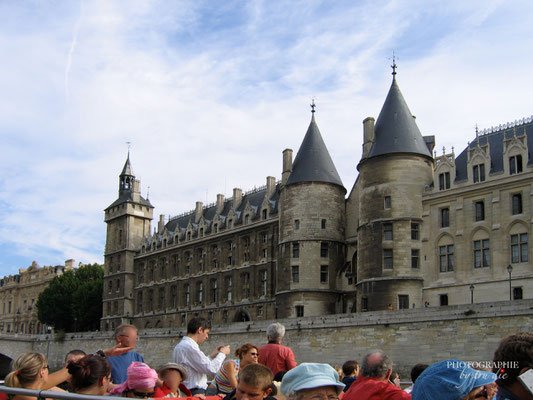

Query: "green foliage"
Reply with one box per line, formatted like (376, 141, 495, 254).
(37, 263, 103, 332)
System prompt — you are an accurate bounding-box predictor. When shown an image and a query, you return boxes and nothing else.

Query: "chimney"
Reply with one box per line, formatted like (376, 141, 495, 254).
(232, 188, 243, 209)
(158, 214, 165, 233)
(195, 201, 203, 223)
(216, 194, 225, 213)
(362, 117, 375, 159)
(282, 149, 293, 184)
(266, 176, 276, 194)
(133, 179, 141, 202)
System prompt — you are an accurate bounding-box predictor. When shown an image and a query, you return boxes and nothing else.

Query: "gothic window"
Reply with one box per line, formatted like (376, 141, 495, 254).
(411, 223, 419, 240)
(295, 305, 304, 317)
(170, 285, 178, 308)
(411, 249, 420, 268)
(158, 287, 165, 310)
(292, 266, 299, 283)
(439, 172, 451, 190)
(214, 223, 218, 233)
(384, 196, 391, 209)
(473, 164, 485, 183)
(225, 276, 232, 301)
(241, 273, 250, 298)
(262, 233, 268, 243)
(262, 248, 267, 258)
(439, 245, 454, 272)
(292, 243, 300, 258)
(262, 209, 267, 220)
(148, 289, 154, 310)
(109, 280, 113, 293)
(184, 284, 190, 306)
(320, 265, 328, 283)
(512, 193, 523, 215)
(475, 201, 485, 221)
(383, 249, 393, 269)
(321, 219, 327, 229)
(441, 208, 450, 228)
(511, 233, 528, 263)
(116, 278, 120, 292)
(509, 155, 523, 175)
(197, 282, 203, 304)
(244, 214, 250, 224)
(474, 239, 490, 268)
(294, 219, 300, 230)
(383, 223, 393, 240)
(210, 279, 218, 303)
(260, 270, 267, 296)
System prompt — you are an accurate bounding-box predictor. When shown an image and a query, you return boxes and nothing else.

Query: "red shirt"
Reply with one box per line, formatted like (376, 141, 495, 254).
(258, 342, 297, 376)
(343, 375, 411, 400)
(154, 382, 192, 398)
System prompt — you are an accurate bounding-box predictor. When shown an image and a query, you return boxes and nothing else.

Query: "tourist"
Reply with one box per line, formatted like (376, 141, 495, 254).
(58, 349, 87, 391)
(344, 350, 411, 400)
(153, 363, 192, 398)
(341, 360, 360, 392)
(390, 371, 401, 388)
(412, 359, 497, 400)
(258, 322, 297, 376)
(280, 363, 345, 400)
(207, 343, 260, 396)
(4, 352, 69, 400)
(106, 324, 144, 384)
(109, 362, 158, 399)
(173, 317, 230, 395)
(67, 354, 112, 395)
(404, 364, 428, 394)
(492, 332, 533, 400)
(223, 363, 276, 400)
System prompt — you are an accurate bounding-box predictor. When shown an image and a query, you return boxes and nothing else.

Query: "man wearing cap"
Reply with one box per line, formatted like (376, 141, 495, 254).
(412, 360, 497, 400)
(280, 363, 345, 400)
(344, 350, 411, 400)
(154, 363, 192, 398)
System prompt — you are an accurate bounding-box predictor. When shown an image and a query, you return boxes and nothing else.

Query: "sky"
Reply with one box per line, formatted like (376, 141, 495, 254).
(1, 0, 532, 277)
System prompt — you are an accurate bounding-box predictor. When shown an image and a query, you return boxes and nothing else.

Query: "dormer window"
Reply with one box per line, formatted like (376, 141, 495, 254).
(510, 155, 523, 175)
(439, 172, 450, 190)
(244, 214, 250, 224)
(473, 164, 485, 183)
(262, 209, 267, 220)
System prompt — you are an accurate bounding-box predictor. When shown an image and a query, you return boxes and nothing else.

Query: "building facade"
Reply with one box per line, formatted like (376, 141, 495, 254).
(0, 260, 74, 334)
(102, 70, 533, 330)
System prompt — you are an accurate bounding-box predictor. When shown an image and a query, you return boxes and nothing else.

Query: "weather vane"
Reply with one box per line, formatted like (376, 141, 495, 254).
(126, 141, 131, 156)
(391, 51, 398, 76)
(310, 97, 316, 114)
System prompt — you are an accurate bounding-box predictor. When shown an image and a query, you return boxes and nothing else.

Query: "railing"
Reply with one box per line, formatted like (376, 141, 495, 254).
(0, 386, 122, 400)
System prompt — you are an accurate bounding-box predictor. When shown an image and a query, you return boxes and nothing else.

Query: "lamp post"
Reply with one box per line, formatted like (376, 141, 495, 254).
(469, 284, 475, 304)
(507, 264, 513, 300)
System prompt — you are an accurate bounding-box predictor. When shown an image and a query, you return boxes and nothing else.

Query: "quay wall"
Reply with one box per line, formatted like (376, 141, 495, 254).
(0, 300, 531, 377)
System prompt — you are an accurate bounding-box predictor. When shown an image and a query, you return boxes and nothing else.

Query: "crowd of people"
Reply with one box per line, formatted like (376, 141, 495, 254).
(0, 319, 531, 400)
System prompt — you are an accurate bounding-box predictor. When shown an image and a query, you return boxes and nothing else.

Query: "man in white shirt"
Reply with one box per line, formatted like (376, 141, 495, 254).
(173, 317, 230, 395)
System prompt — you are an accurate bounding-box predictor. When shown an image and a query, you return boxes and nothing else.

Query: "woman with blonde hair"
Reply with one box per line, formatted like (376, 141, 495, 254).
(4, 352, 69, 400)
(206, 343, 260, 396)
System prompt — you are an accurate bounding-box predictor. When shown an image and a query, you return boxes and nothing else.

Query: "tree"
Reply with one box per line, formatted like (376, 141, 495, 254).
(37, 263, 103, 332)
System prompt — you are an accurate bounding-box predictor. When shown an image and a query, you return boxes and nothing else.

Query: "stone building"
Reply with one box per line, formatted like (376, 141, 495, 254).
(0, 260, 74, 334)
(102, 68, 533, 330)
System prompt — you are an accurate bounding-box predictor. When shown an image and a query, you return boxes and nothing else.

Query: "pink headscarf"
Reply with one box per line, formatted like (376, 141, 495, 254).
(110, 362, 159, 394)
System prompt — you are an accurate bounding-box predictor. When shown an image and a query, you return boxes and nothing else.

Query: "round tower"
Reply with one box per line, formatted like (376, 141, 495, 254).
(356, 66, 434, 311)
(277, 105, 346, 318)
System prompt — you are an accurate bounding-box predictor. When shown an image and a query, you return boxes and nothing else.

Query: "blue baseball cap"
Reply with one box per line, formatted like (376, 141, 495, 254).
(280, 363, 345, 395)
(412, 360, 497, 400)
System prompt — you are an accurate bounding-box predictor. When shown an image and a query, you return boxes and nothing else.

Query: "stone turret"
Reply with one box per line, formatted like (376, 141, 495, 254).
(277, 105, 346, 318)
(355, 67, 434, 311)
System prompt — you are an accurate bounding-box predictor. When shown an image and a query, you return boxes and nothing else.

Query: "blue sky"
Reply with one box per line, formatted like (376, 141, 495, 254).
(1, 0, 532, 277)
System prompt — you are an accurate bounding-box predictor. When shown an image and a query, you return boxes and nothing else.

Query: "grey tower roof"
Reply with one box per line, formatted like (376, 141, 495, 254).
(367, 77, 432, 159)
(286, 113, 344, 188)
(121, 154, 134, 176)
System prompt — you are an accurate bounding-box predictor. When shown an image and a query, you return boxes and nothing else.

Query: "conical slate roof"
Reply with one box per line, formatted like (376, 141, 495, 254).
(120, 154, 134, 176)
(286, 113, 344, 188)
(367, 77, 432, 159)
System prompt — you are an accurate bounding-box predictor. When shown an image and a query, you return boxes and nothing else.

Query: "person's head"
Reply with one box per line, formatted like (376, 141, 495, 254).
(64, 350, 87, 367)
(187, 317, 211, 343)
(281, 363, 345, 400)
(109, 362, 158, 398)
(360, 350, 392, 381)
(410, 364, 429, 384)
(115, 324, 139, 348)
(492, 332, 533, 392)
(389, 371, 400, 387)
(5, 352, 48, 389)
(342, 360, 360, 377)
(157, 363, 187, 393)
(473, 368, 498, 400)
(412, 360, 497, 400)
(266, 322, 285, 342)
(236, 363, 274, 400)
(67, 354, 111, 395)
(236, 343, 259, 365)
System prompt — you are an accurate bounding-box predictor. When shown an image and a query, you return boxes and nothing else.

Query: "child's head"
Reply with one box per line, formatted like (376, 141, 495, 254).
(236, 364, 273, 400)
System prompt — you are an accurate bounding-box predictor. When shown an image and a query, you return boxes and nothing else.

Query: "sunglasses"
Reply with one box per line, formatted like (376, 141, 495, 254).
(132, 390, 155, 398)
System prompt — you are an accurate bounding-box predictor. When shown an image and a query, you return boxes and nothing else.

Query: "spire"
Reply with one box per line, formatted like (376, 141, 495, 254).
(286, 105, 344, 188)
(119, 152, 135, 196)
(367, 73, 432, 160)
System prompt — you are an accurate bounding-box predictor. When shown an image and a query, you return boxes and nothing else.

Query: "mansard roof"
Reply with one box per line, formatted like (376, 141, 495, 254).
(368, 77, 432, 159)
(454, 117, 533, 182)
(286, 114, 344, 189)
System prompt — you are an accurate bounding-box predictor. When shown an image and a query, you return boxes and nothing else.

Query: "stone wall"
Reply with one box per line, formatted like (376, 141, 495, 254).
(1, 300, 531, 377)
